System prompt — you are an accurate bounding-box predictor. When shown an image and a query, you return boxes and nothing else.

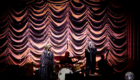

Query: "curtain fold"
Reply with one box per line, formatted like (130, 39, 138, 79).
(0, 0, 138, 73)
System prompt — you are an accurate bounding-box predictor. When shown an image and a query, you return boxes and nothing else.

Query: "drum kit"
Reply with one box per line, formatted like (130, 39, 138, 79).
(53, 63, 82, 80)
(58, 68, 73, 80)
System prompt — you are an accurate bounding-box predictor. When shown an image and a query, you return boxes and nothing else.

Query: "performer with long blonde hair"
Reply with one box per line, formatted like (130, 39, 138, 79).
(85, 41, 97, 76)
(40, 43, 54, 80)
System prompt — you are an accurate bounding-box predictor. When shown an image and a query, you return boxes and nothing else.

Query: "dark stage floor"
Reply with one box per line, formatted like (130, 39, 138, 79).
(1, 65, 138, 80)
(1, 72, 138, 80)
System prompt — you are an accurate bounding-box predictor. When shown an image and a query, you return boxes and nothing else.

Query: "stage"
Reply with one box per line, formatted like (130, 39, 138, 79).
(0, 0, 140, 80)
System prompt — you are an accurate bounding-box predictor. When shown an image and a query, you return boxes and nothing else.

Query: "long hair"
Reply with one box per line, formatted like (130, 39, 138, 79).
(86, 41, 96, 52)
(45, 43, 51, 51)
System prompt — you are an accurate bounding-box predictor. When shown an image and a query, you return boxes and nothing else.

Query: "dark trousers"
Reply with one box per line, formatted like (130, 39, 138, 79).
(86, 61, 96, 75)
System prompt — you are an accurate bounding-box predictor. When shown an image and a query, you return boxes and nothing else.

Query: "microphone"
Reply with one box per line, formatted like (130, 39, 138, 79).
(67, 42, 68, 49)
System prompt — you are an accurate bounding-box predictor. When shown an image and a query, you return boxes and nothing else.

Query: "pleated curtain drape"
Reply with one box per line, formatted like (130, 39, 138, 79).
(0, 0, 139, 73)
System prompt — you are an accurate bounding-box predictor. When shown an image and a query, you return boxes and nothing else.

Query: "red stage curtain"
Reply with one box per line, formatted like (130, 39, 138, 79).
(0, 0, 139, 73)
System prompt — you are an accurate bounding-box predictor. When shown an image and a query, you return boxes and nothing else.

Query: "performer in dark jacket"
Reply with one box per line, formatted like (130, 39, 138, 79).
(85, 41, 97, 75)
(40, 43, 54, 80)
